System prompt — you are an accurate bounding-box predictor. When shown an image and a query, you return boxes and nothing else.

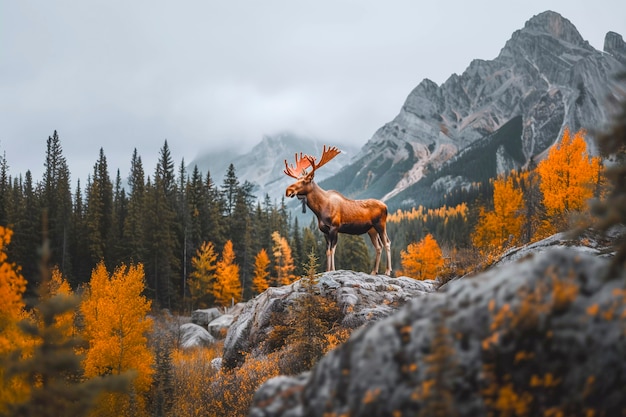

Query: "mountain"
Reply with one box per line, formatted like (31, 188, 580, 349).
(189, 132, 358, 201)
(322, 11, 626, 209)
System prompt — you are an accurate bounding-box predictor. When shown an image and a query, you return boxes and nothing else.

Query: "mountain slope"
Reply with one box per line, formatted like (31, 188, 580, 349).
(322, 11, 625, 209)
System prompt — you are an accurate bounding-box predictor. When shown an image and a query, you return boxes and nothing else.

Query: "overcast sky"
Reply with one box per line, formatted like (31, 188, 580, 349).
(1, 0, 625, 185)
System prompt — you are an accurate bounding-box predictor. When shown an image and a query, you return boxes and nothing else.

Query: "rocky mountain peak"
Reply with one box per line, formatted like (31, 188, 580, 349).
(520, 10, 586, 47)
(322, 11, 623, 209)
(604, 31, 626, 65)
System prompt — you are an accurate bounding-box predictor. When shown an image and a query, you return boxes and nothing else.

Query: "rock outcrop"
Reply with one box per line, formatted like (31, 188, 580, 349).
(250, 248, 626, 416)
(191, 308, 221, 327)
(222, 270, 437, 369)
(179, 323, 216, 349)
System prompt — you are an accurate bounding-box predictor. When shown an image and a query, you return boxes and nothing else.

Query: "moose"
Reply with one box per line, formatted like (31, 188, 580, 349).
(284, 145, 392, 275)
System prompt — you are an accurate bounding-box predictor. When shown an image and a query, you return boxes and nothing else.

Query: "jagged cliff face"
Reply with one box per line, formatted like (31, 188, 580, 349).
(324, 11, 625, 205)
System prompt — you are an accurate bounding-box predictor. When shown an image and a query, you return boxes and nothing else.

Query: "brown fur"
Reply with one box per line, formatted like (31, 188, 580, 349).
(285, 159, 392, 275)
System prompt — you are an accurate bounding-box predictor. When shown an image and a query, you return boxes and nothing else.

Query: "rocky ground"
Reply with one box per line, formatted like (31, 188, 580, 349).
(249, 241, 625, 416)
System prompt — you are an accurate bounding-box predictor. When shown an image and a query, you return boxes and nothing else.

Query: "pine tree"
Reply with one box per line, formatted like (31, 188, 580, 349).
(8, 171, 40, 292)
(400, 233, 445, 280)
(203, 171, 225, 249)
(69, 179, 91, 287)
(0, 152, 9, 227)
(335, 234, 371, 272)
(283, 250, 339, 374)
(146, 314, 175, 417)
(123, 149, 147, 264)
(186, 166, 205, 251)
(176, 159, 193, 311)
(252, 248, 270, 295)
(231, 183, 255, 299)
(85, 148, 113, 265)
(302, 221, 325, 267)
(145, 141, 180, 308)
(41, 131, 73, 278)
(4, 237, 132, 417)
(213, 240, 241, 307)
(188, 241, 217, 309)
(291, 217, 304, 276)
(111, 169, 128, 266)
(221, 164, 239, 217)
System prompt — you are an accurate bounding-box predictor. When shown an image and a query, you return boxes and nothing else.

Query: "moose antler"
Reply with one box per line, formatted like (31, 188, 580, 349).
(306, 145, 341, 173)
(284, 152, 312, 178)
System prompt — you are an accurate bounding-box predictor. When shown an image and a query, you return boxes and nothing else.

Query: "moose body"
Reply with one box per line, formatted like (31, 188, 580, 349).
(284, 146, 392, 275)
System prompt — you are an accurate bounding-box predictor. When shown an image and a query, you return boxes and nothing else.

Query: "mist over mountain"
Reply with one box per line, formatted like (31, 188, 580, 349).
(321, 10, 625, 210)
(189, 132, 358, 201)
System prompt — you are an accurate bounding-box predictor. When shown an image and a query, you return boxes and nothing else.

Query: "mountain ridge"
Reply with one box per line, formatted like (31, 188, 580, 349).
(322, 10, 625, 209)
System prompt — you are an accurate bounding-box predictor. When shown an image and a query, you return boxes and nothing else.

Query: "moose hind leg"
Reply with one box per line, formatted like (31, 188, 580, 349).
(383, 231, 392, 275)
(368, 228, 382, 274)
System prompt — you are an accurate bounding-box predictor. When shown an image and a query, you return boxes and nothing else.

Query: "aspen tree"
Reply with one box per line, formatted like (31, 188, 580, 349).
(81, 262, 153, 415)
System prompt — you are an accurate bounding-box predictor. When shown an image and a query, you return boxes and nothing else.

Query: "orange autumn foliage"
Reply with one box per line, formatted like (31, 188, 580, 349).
(537, 128, 602, 228)
(271, 231, 297, 286)
(0, 226, 30, 412)
(252, 248, 270, 295)
(388, 203, 468, 223)
(213, 240, 241, 307)
(0, 226, 28, 352)
(41, 267, 76, 339)
(472, 174, 525, 252)
(170, 343, 281, 417)
(400, 233, 444, 280)
(188, 241, 217, 309)
(81, 262, 154, 398)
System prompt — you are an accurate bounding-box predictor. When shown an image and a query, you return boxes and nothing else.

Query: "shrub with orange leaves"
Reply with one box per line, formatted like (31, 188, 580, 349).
(170, 342, 281, 417)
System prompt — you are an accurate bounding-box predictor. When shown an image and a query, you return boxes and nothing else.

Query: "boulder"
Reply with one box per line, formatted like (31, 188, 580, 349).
(223, 270, 437, 369)
(250, 248, 626, 416)
(191, 307, 221, 327)
(179, 323, 216, 349)
(208, 314, 234, 339)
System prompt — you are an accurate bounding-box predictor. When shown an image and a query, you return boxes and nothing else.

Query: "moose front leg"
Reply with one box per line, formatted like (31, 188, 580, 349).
(368, 228, 383, 274)
(325, 228, 339, 271)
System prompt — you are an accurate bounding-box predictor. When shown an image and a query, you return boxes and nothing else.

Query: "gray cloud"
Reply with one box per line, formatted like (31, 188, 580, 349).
(1, 0, 624, 183)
